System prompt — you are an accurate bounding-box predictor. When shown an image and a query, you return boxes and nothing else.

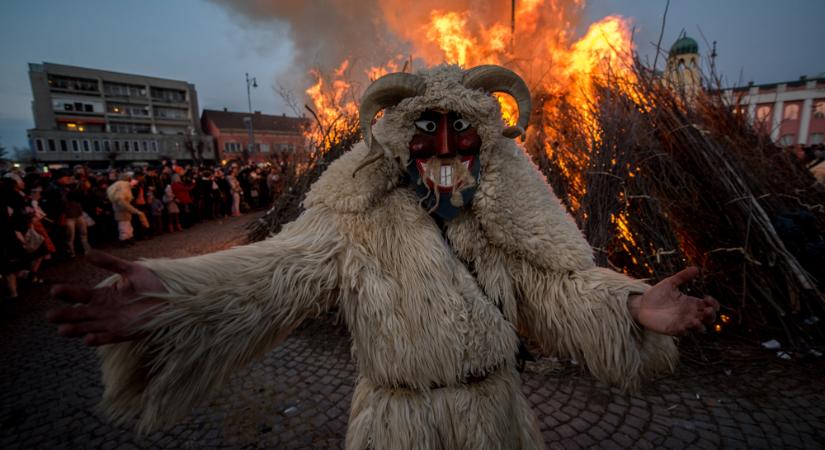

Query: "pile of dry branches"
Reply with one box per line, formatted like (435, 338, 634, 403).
(534, 65, 825, 348)
(250, 64, 824, 349)
(246, 107, 360, 242)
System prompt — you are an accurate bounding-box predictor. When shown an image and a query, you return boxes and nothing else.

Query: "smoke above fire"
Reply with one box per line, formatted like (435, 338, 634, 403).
(215, 0, 646, 275)
(208, 0, 633, 97)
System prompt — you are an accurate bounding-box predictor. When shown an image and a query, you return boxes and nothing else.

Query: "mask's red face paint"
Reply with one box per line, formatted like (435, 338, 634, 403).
(408, 110, 482, 193)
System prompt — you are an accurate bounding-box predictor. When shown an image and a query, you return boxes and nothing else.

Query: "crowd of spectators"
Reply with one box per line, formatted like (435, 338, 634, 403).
(1, 160, 286, 302)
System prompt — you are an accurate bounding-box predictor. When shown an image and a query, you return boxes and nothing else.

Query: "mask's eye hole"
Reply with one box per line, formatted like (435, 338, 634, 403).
(452, 118, 471, 132)
(415, 120, 437, 133)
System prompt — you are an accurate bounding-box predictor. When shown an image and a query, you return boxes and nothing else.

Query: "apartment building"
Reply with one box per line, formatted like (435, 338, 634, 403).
(27, 62, 214, 166)
(723, 76, 825, 146)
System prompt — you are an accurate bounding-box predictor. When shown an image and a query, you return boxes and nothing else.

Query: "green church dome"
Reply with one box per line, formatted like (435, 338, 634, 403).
(669, 35, 699, 57)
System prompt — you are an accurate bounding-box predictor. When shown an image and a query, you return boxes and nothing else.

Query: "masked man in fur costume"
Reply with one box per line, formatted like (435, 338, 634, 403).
(107, 177, 149, 246)
(48, 65, 718, 449)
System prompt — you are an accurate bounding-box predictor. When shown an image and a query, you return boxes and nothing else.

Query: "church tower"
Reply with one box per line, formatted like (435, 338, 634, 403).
(665, 32, 702, 100)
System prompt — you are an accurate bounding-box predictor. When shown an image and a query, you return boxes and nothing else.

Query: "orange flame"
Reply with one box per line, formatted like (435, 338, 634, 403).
(305, 59, 359, 148)
(301, 1, 646, 270)
(305, 2, 636, 189)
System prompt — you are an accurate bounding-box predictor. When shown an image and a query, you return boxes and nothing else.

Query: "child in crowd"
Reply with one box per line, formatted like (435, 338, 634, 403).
(147, 190, 165, 236)
(163, 184, 182, 232)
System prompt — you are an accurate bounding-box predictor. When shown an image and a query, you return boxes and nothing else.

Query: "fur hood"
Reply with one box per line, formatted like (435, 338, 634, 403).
(305, 64, 594, 272)
(107, 180, 133, 204)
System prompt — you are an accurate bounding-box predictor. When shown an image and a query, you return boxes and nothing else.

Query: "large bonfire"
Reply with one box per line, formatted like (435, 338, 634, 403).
(250, 0, 825, 349)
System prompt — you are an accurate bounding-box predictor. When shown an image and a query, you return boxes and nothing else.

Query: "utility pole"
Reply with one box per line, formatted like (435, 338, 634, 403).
(510, 0, 516, 52)
(710, 41, 718, 80)
(245, 72, 257, 163)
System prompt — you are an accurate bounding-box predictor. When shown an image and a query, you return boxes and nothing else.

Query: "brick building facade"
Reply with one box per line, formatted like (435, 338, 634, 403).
(201, 109, 308, 164)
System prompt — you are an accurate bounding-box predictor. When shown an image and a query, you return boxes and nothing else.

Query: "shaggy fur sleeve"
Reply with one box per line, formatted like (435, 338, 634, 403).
(513, 261, 678, 390)
(96, 207, 346, 432)
(472, 140, 677, 389)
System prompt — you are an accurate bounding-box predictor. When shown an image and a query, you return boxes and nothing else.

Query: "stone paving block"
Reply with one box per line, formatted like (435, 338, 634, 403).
(556, 424, 576, 439)
(612, 432, 633, 448)
(602, 413, 620, 427)
(662, 436, 685, 449)
(587, 425, 608, 441)
(570, 418, 589, 432)
(745, 435, 769, 449)
(573, 433, 595, 448)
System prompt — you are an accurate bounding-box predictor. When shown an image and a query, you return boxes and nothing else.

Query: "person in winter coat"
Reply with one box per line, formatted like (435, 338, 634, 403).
(147, 190, 165, 236)
(107, 177, 148, 246)
(170, 173, 193, 228)
(48, 65, 718, 449)
(43, 169, 76, 258)
(226, 167, 243, 217)
(163, 181, 182, 232)
(1, 176, 30, 300)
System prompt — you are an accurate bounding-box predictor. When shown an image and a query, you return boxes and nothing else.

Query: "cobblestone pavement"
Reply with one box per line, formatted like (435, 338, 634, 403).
(2, 213, 824, 449)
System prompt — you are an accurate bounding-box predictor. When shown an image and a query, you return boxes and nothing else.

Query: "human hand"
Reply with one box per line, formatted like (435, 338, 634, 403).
(628, 267, 720, 336)
(47, 251, 166, 346)
(138, 212, 150, 228)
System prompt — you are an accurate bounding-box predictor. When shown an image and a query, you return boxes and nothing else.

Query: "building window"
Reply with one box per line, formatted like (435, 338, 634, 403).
(811, 133, 824, 145)
(260, 143, 270, 153)
(48, 75, 98, 92)
(114, 141, 121, 152)
(151, 141, 158, 152)
(756, 105, 771, 122)
(93, 140, 101, 152)
(48, 139, 56, 151)
(779, 134, 795, 146)
(814, 101, 825, 119)
(151, 87, 186, 103)
(60, 139, 68, 152)
(104, 140, 111, 152)
(133, 140, 140, 152)
(123, 141, 131, 152)
(82, 140, 91, 152)
(133, 106, 149, 117)
(784, 104, 800, 121)
(110, 122, 151, 134)
(35, 139, 44, 152)
(154, 106, 188, 119)
(71, 140, 79, 152)
(104, 82, 146, 98)
(224, 142, 241, 152)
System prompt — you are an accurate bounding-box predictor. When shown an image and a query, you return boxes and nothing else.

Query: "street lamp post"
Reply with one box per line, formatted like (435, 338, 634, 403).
(244, 72, 257, 163)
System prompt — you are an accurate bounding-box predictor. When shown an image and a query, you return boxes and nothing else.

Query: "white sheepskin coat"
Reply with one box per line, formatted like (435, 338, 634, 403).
(97, 66, 678, 449)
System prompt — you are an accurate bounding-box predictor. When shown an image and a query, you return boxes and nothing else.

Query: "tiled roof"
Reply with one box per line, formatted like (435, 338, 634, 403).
(202, 109, 308, 133)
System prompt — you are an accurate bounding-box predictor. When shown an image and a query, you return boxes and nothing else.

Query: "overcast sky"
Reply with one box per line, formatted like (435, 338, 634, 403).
(1, 0, 823, 150)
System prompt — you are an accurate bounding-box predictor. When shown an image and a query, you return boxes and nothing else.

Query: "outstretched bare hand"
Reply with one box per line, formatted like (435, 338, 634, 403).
(628, 266, 720, 336)
(46, 251, 166, 346)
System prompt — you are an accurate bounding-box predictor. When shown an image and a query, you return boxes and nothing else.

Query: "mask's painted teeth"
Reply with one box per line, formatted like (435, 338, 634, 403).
(440, 165, 453, 186)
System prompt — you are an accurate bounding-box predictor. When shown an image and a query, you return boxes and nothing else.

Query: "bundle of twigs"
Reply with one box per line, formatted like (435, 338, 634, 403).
(536, 64, 825, 348)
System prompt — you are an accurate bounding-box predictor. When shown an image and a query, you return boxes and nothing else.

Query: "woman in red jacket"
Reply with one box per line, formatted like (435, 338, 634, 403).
(170, 173, 193, 228)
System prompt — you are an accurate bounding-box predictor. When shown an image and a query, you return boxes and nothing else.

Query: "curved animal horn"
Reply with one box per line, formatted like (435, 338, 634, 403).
(462, 65, 532, 138)
(359, 72, 426, 149)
